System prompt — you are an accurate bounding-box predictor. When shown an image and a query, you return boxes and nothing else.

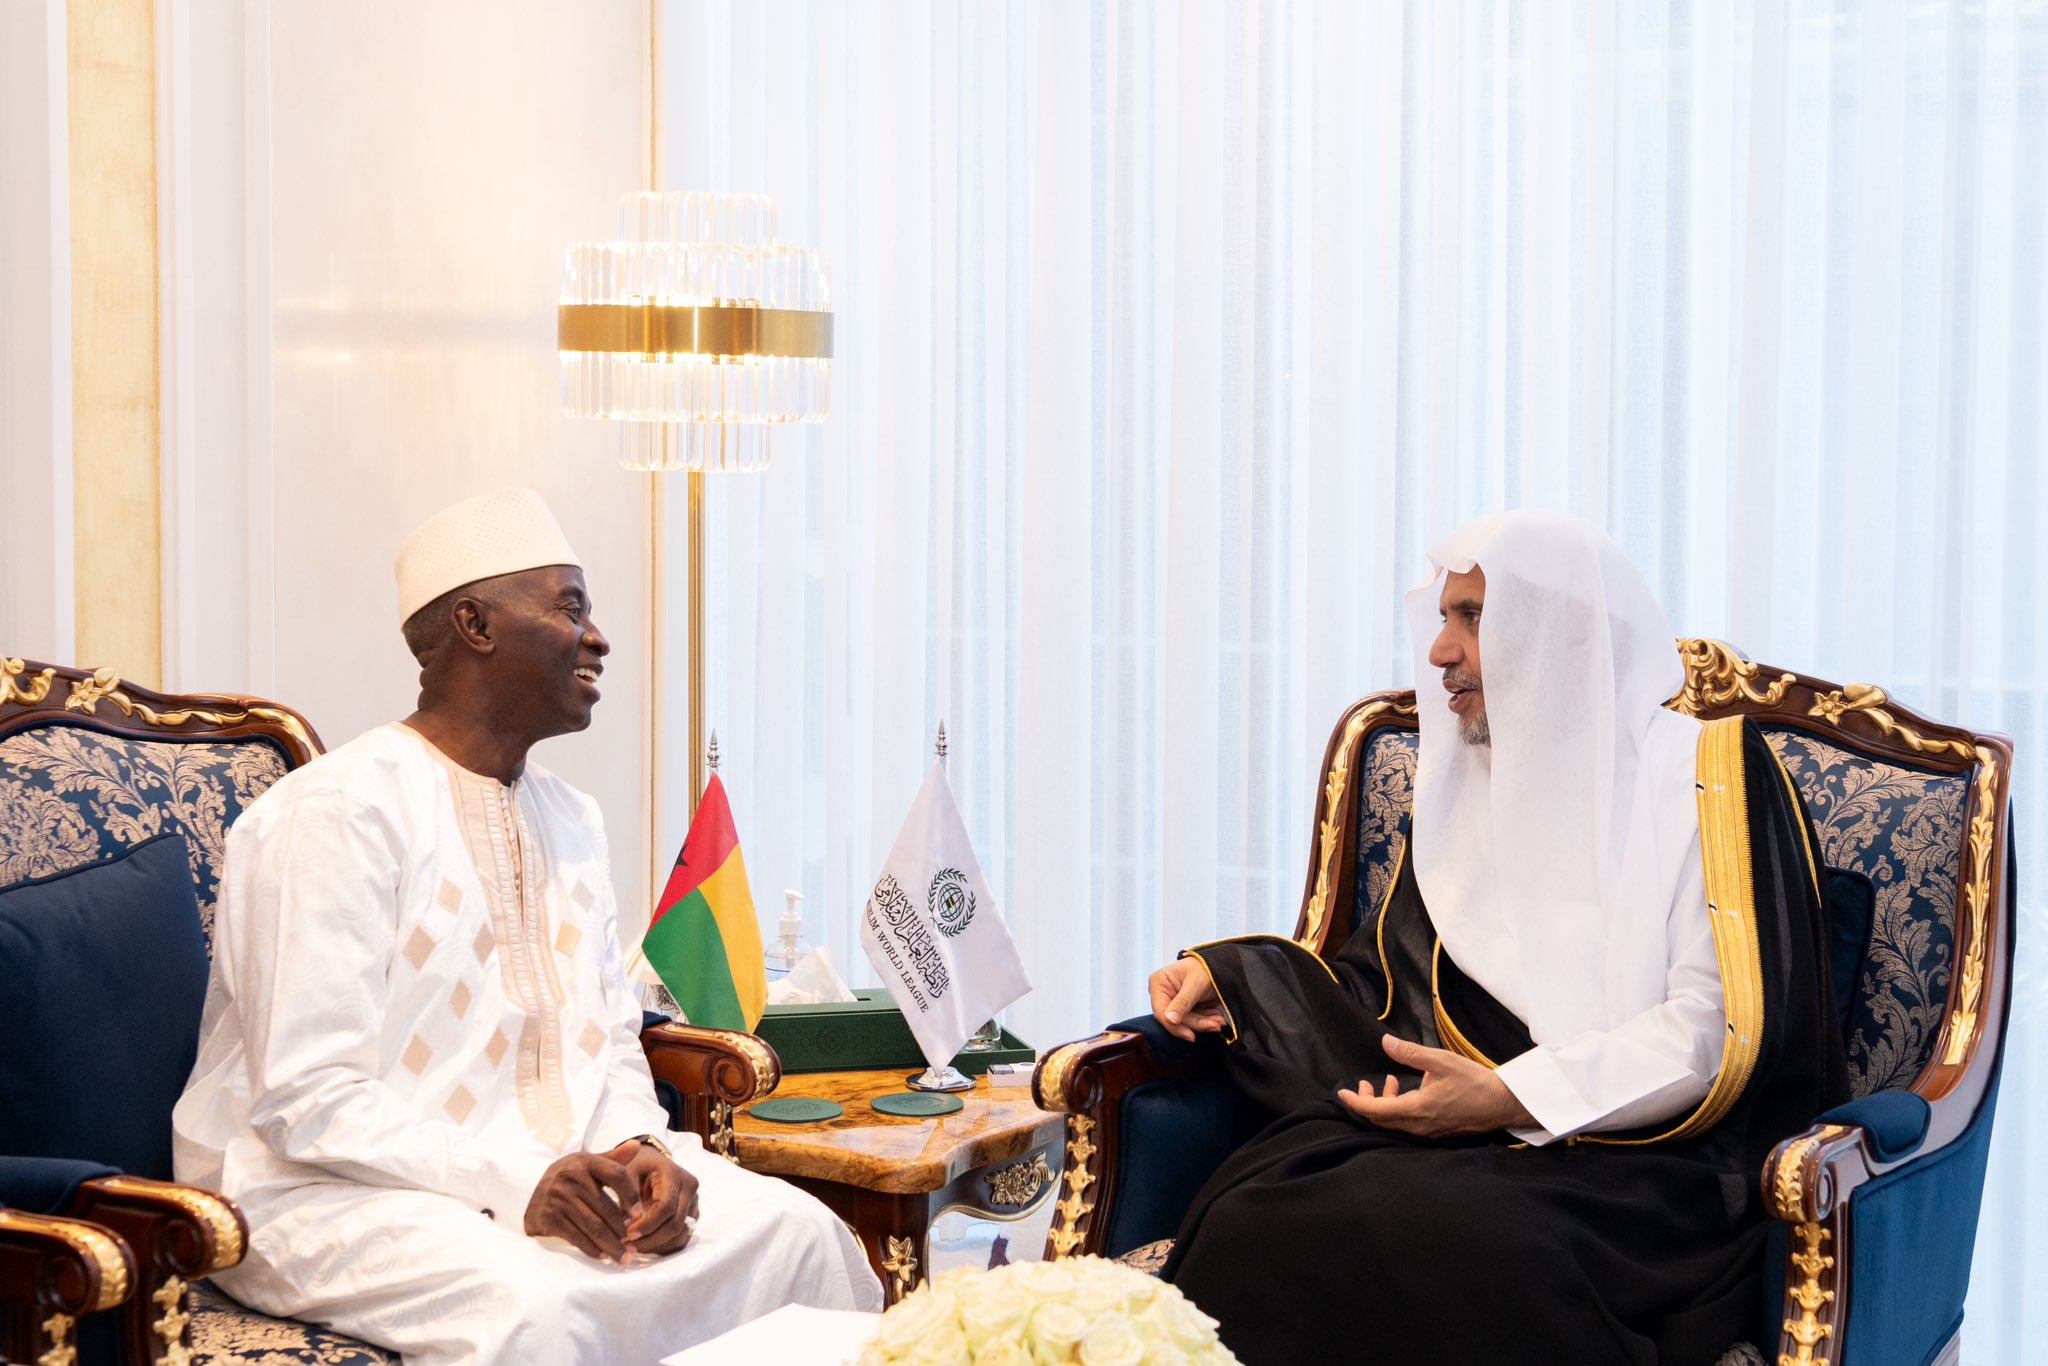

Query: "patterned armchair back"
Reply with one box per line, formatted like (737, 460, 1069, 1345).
(1300, 641, 2014, 1103)
(0, 661, 324, 945)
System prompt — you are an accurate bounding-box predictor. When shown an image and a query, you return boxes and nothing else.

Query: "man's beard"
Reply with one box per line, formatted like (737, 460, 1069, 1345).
(1458, 705, 1491, 748)
(1444, 671, 1489, 747)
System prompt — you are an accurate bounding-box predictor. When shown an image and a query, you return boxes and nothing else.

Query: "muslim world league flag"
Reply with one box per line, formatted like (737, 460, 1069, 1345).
(859, 762, 1032, 1069)
(641, 774, 768, 1030)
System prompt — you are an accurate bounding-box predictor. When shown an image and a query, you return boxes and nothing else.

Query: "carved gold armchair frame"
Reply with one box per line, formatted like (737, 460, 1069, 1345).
(0, 659, 782, 1363)
(1033, 641, 2014, 1366)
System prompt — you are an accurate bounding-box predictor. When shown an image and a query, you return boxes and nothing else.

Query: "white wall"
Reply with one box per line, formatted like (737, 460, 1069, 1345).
(0, 0, 74, 665)
(3, 0, 664, 917)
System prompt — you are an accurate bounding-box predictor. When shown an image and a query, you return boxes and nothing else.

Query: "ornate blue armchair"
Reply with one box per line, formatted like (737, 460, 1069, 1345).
(1033, 641, 2015, 1366)
(0, 658, 780, 1364)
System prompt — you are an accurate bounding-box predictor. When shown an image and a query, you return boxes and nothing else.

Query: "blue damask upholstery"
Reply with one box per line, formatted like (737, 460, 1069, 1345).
(0, 722, 291, 946)
(186, 1281, 400, 1366)
(0, 714, 392, 1365)
(1351, 729, 1418, 925)
(1761, 728, 1966, 1098)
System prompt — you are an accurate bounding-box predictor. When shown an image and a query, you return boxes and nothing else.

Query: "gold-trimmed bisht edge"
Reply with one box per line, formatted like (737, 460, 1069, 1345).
(1374, 842, 1408, 1022)
(1180, 932, 1344, 1047)
(558, 302, 833, 359)
(1429, 940, 1499, 1070)
(1584, 716, 1765, 1148)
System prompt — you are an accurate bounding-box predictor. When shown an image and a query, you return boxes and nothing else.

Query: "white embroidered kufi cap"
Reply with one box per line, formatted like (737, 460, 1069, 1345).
(394, 487, 582, 624)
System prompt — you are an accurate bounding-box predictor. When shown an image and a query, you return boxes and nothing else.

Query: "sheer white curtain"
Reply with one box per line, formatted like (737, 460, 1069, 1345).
(663, 3, 2044, 1355)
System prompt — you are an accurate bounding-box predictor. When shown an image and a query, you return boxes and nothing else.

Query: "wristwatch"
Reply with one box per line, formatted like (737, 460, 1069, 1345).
(631, 1133, 674, 1161)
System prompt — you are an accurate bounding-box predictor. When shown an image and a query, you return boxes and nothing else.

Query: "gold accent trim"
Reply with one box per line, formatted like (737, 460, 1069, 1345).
(1374, 842, 1408, 1022)
(1670, 639, 1796, 717)
(38, 1311, 77, 1366)
(708, 1098, 735, 1161)
(1429, 941, 1498, 1069)
(558, 303, 834, 359)
(0, 1211, 131, 1311)
(1034, 1032, 1115, 1111)
(152, 1274, 192, 1366)
(1178, 950, 1242, 1046)
(1800, 684, 2004, 1069)
(880, 1234, 919, 1303)
(57, 666, 318, 756)
(1945, 755, 2001, 1066)
(95, 1177, 246, 1268)
(1588, 718, 1765, 1147)
(1779, 1221, 1837, 1366)
(1770, 1125, 1845, 1221)
(1299, 698, 1418, 949)
(692, 1028, 780, 1102)
(2, 658, 58, 705)
(1806, 684, 1974, 760)
(985, 1153, 1054, 1208)
(1046, 1115, 1099, 1258)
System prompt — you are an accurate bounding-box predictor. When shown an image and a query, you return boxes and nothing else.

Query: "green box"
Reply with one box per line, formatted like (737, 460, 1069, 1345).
(754, 989, 1033, 1075)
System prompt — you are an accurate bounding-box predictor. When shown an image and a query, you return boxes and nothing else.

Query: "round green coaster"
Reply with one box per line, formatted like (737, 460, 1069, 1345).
(749, 1097, 844, 1123)
(872, 1091, 965, 1118)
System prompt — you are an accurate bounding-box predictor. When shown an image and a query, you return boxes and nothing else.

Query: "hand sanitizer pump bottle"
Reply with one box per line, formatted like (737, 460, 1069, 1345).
(767, 888, 809, 980)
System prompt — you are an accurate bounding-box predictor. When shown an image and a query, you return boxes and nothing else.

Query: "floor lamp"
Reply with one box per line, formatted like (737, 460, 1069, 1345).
(558, 191, 833, 815)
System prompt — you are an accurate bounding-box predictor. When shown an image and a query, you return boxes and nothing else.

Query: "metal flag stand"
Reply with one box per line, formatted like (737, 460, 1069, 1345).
(905, 721, 979, 1093)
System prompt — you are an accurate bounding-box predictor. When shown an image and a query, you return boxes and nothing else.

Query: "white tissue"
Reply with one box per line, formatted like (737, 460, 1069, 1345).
(763, 946, 860, 1006)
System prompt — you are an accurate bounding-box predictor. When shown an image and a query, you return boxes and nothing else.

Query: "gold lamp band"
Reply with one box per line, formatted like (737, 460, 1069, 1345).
(558, 303, 833, 359)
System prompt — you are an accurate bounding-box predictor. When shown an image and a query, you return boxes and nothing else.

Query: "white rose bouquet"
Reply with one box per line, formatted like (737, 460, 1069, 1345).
(854, 1257, 1239, 1366)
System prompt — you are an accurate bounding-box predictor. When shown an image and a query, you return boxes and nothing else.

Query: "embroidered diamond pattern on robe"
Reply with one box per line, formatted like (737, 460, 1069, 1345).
(402, 926, 437, 971)
(436, 877, 464, 912)
(402, 1036, 433, 1075)
(555, 922, 583, 957)
(449, 981, 473, 1019)
(473, 923, 495, 963)
(571, 879, 596, 910)
(578, 1020, 607, 1057)
(445, 1084, 477, 1123)
(486, 1027, 510, 1068)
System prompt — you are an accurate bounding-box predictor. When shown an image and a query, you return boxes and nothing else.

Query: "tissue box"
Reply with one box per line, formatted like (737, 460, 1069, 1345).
(754, 989, 1033, 1075)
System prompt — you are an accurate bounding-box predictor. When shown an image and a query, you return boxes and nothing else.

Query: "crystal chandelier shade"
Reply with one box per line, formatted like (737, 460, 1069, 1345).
(559, 192, 832, 472)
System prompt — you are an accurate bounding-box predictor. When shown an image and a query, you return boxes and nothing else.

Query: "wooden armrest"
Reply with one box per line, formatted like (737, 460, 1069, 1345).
(0, 1209, 136, 1365)
(66, 1175, 247, 1365)
(640, 1021, 783, 1160)
(1032, 1028, 1215, 1260)
(1762, 1121, 1882, 1366)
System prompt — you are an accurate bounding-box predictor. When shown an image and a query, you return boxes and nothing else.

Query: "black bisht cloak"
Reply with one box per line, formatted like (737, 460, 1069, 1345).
(1162, 718, 1849, 1366)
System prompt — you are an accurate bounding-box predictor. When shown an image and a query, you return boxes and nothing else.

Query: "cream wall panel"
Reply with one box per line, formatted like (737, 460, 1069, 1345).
(68, 0, 162, 686)
(261, 3, 656, 911)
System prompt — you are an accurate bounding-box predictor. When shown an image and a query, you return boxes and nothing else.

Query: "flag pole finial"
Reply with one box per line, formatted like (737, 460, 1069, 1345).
(707, 730, 720, 773)
(935, 720, 948, 767)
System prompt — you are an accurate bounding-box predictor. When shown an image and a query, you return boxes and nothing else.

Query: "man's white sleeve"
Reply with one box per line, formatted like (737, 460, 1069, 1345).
(222, 792, 555, 1217)
(1493, 835, 1725, 1145)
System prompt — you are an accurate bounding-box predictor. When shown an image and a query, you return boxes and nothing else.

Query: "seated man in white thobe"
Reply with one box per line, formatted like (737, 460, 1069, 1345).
(173, 487, 881, 1365)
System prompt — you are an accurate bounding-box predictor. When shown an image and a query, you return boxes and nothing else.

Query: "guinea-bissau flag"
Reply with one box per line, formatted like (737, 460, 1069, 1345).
(641, 774, 768, 1030)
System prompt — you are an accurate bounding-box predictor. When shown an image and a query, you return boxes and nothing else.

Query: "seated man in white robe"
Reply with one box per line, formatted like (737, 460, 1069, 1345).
(174, 487, 881, 1365)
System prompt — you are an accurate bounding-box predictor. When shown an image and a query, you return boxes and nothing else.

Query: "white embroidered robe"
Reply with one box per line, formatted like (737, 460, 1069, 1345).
(172, 724, 879, 1364)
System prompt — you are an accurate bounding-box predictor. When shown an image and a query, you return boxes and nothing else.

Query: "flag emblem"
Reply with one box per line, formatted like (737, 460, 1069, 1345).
(929, 868, 975, 937)
(639, 773, 768, 1031)
(859, 761, 1031, 1071)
